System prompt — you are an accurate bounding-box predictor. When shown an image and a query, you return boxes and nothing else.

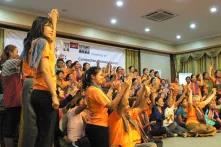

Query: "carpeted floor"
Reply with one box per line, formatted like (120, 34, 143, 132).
(163, 133, 221, 147)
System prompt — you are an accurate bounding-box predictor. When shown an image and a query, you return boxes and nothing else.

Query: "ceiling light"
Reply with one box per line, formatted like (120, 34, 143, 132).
(210, 6, 218, 13)
(116, 0, 124, 7)
(144, 27, 150, 32)
(176, 35, 181, 40)
(190, 23, 196, 29)
(5, 0, 13, 2)
(110, 18, 117, 24)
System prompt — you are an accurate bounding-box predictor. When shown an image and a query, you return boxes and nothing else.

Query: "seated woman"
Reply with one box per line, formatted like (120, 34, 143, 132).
(66, 97, 88, 147)
(186, 86, 217, 137)
(109, 77, 156, 147)
(176, 97, 188, 128)
(204, 100, 221, 130)
(149, 96, 167, 137)
(163, 91, 188, 137)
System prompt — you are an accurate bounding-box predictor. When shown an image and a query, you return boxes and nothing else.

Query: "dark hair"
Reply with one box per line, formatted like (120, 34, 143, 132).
(190, 74, 195, 79)
(66, 60, 72, 65)
(150, 77, 156, 84)
(203, 72, 207, 79)
(57, 58, 64, 63)
(23, 16, 52, 61)
(0, 44, 17, 64)
(83, 62, 90, 71)
(143, 68, 148, 74)
(116, 66, 122, 72)
(154, 71, 159, 76)
(129, 66, 134, 71)
(185, 76, 190, 80)
(56, 70, 64, 76)
(70, 61, 79, 68)
(149, 69, 154, 73)
(82, 66, 101, 90)
(155, 94, 162, 104)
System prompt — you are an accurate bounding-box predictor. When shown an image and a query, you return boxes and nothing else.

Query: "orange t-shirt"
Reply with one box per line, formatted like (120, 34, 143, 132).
(108, 111, 135, 147)
(186, 102, 206, 125)
(170, 83, 179, 97)
(57, 79, 69, 89)
(85, 86, 111, 127)
(33, 42, 56, 91)
(186, 106, 199, 125)
(22, 60, 34, 77)
(128, 108, 142, 144)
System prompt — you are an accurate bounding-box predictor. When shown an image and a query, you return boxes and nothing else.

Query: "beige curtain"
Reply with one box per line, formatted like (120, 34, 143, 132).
(0, 28, 4, 55)
(125, 49, 140, 73)
(174, 47, 221, 75)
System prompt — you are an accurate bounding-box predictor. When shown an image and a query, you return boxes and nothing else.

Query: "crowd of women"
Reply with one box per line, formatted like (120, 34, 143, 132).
(0, 8, 221, 147)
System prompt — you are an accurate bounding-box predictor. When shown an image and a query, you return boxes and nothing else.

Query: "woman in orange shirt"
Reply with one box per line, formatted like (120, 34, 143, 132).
(186, 86, 216, 137)
(82, 66, 128, 147)
(28, 9, 59, 147)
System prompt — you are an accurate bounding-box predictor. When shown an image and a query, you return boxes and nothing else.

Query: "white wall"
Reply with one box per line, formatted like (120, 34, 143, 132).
(140, 50, 171, 81)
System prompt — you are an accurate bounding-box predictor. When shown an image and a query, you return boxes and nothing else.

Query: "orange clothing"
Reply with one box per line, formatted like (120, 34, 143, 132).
(155, 77, 161, 89)
(33, 42, 56, 90)
(170, 83, 179, 97)
(109, 111, 134, 147)
(186, 106, 199, 125)
(85, 86, 111, 127)
(22, 60, 34, 77)
(128, 109, 142, 144)
(186, 102, 206, 125)
(57, 79, 69, 89)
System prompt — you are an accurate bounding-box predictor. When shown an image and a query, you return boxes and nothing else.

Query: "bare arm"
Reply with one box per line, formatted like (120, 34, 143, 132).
(202, 88, 216, 106)
(40, 57, 59, 108)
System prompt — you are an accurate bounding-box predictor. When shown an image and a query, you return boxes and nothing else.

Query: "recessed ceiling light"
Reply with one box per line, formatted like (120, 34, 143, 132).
(210, 6, 218, 13)
(144, 27, 150, 32)
(190, 23, 196, 29)
(110, 18, 117, 24)
(116, 0, 124, 7)
(176, 35, 181, 40)
(5, 0, 13, 2)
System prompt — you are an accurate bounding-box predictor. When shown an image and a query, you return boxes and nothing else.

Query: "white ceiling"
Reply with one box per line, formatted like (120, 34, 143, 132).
(1, 0, 221, 45)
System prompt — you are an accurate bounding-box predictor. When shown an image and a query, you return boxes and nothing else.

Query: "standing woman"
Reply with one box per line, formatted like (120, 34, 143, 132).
(82, 66, 127, 147)
(1, 45, 22, 147)
(28, 9, 59, 147)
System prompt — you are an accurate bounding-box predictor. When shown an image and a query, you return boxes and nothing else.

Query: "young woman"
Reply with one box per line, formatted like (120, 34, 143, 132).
(82, 66, 128, 147)
(28, 9, 59, 147)
(190, 74, 202, 97)
(186, 86, 217, 137)
(1, 45, 22, 147)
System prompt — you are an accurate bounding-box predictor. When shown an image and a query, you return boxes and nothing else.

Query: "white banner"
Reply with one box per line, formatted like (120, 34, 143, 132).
(4, 29, 125, 68)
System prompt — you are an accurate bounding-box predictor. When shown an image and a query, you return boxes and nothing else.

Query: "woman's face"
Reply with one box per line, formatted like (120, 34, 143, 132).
(75, 62, 81, 69)
(85, 63, 90, 71)
(93, 70, 105, 85)
(144, 69, 148, 75)
(58, 72, 64, 80)
(67, 61, 72, 68)
(43, 23, 53, 40)
(9, 48, 19, 59)
(216, 71, 221, 78)
(191, 75, 196, 82)
(204, 73, 209, 79)
(130, 67, 135, 73)
(156, 98, 164, 107)
(182, 99, 187, 108)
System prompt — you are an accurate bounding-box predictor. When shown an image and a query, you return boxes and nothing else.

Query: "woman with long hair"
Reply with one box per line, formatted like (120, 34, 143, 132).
(82, 66, 128, 147)
(26, 9, 59, 147)
(1, 44, 22, 147)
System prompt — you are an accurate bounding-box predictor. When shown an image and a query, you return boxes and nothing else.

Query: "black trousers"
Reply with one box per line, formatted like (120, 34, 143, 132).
(85, 124, 109, 147)
(31, 90, 57, 147)
(3, 107, 21, 138)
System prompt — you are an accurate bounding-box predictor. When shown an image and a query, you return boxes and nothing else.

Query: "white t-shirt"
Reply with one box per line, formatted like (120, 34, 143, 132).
(67, 106, 85, 142)
(163, 105, 175, 127)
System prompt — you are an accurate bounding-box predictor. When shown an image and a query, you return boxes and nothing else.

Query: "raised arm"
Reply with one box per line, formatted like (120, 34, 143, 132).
(201, 88, 216, 106)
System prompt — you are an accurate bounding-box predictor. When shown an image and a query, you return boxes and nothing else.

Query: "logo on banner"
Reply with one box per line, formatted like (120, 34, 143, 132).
(79, 44, 90, 54)
(70, 42, 79, 49)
